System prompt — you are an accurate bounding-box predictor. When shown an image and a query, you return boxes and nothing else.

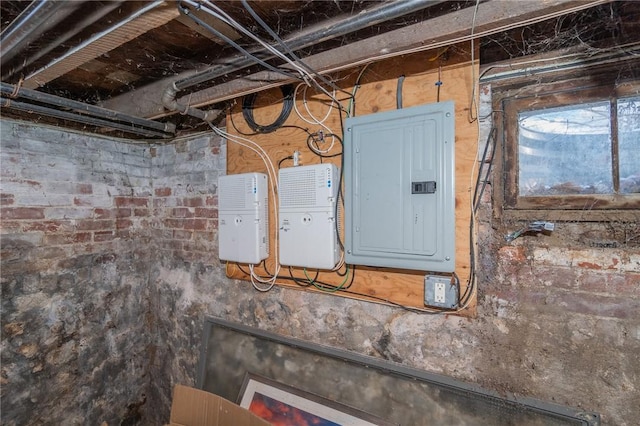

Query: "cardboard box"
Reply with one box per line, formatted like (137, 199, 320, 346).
(168, 384, 271, 426)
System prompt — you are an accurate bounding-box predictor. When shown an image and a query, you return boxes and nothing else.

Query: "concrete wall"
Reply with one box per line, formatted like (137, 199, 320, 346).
(2, 117, 638, 425)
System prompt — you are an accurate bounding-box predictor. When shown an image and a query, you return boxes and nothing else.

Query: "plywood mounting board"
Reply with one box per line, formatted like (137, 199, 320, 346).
(225, 42, 478, 316)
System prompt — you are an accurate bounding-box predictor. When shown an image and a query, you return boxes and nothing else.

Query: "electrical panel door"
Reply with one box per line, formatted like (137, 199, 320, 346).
(344, 101, 455, 272)
(218, 172, 268, 264)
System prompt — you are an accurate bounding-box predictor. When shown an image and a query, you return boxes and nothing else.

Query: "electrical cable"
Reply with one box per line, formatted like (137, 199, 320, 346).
(242, 85, 295, 133)
(348, 63, 372, 117)
(396, 75, 405, 109)
(294, 83, 340, 154)
(178, 2, 300, 80)
(198, 0, 312, 80)
(304, 266, 350, 293)
(240, 0, 354, 101)
(473, 127, 497, 213)
(229, 102, 311, 136)
(278, 156, 294, 169)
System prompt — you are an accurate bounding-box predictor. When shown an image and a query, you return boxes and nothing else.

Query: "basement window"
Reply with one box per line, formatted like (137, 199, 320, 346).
(498, 82, 640, 219)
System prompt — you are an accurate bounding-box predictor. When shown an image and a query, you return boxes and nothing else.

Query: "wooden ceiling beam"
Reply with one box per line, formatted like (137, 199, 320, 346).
(100, 0, 609, 119)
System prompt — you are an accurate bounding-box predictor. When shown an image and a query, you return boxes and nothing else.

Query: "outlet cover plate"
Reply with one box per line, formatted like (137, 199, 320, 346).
(424, 275, 458, 309)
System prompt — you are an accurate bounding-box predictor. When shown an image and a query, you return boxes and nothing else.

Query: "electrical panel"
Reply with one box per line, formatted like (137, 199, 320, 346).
(279, 164, 339, 269)
(218, 172, 268, 264)
(344, 101, 455, 272)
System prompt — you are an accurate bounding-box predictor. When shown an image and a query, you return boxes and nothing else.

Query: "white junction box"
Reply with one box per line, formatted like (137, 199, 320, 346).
(279, 164, 339, 269)
(218, 172, 268, 264)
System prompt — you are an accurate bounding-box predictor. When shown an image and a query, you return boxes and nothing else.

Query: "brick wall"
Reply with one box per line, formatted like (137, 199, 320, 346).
(1, 120, 152, 425)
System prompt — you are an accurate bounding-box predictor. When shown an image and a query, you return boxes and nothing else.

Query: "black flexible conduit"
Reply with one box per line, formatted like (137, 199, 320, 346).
(241, 85, 294, 133)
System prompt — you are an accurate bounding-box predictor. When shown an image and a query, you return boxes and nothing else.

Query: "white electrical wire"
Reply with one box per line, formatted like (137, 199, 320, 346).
(194, 0, 310, 79)
(186, 0, 348, 108)
(457, 0, 482, 312)
(292, 83, 338, 154)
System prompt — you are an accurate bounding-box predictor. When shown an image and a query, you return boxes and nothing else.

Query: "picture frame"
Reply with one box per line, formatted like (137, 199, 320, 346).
(238, 373, 396, 426)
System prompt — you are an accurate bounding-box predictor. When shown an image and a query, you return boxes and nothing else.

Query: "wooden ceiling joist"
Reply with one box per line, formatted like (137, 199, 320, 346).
(100, 0, 609, 119)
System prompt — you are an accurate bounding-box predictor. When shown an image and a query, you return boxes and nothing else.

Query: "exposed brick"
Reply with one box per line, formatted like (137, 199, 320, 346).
(0, 220, 22, 231)
(151, 229, 173, 240)
(44, 207, 92, 220)
(163, 218, 184, 229)
(93, 231, 115, 242)
(23, 220, 73, 233)
(172, 207, 194, 218)
(154, 187, 171, 197)
(205, 196, 217, 206)
(93, 208, 114, 219)
(498, 245, 527, 263)
(76, 183, 93, 194)
(173, 230, 193, 240)
(183, 218, 207, 231)
(160, 240, 183, 250)
(195, 208, 217, 218)
(116, 219, 133, 229)
(183, 197, 203, 207)
(1, 193, 15, 206)
(44, 232, 92, 245)
(114, 197, 148, 208)
(76, 219, 114, 231)
(134, 209, 149, 217)
(115, 208, 132, 218)
(153, 198, 166, 208)
(1, 207, 45, 220)
(116, 230, 131, 239)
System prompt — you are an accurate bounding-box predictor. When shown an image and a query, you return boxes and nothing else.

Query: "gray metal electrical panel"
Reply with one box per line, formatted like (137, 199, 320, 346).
(344, 101, 455, 272)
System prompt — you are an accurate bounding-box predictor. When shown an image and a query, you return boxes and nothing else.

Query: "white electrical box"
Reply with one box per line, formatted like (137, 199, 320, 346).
(218, 172, 268, 264)
(279, 164, 339, 269)
(344, 101, 456, 272)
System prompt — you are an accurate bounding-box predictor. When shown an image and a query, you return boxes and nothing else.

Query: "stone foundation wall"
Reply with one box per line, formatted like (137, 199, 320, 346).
(2, 119, 638, 425)
(1, 121, 152, 425)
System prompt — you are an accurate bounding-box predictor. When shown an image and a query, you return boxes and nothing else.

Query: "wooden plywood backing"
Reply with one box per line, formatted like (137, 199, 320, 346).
(225, 42, 478, 316)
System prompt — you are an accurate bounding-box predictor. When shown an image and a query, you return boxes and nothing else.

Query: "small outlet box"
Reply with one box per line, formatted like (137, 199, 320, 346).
(424, 275, 458, 309)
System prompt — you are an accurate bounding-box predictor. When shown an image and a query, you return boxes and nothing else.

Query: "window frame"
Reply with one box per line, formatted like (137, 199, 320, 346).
(492, 67, 640, 222)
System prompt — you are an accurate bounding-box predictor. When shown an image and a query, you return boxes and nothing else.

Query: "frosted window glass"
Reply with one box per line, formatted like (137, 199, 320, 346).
(618, 97, 640, 194)
(518, 102, 612, 196)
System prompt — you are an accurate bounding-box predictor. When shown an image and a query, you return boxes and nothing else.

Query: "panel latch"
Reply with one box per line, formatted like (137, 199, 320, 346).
(412, 181, 436, 194)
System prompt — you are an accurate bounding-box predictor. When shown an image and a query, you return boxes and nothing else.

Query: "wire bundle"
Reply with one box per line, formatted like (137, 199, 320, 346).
(242, 85, 295, 133)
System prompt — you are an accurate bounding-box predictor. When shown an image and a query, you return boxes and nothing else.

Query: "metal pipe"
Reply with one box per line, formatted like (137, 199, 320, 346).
(2, 1, 125, 81)
(25, 0, 166, 84)
(174, 0, 445, 90)
(0, 1, 82, 67)
(0, 82, 175, 134)
(0, 99, 171, 139)
(163, 0, 442, 120)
